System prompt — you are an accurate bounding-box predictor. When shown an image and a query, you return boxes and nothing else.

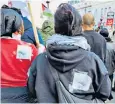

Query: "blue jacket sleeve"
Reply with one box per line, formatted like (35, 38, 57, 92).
(37, 31, 44, 45)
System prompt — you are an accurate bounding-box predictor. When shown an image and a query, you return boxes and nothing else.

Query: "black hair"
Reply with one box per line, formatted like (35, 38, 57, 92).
(54, 3, 82, 36)
(100, 28, 109, 37)
(100, 28, 113, 42)
(1, 8, 22, 37)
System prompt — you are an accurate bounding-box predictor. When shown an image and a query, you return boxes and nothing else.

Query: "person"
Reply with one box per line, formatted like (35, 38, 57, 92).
(11, 7, 45, 53)
(28, 3, 111, 103)
(112, 30, 115, 42)
(1, 8, 38, 103)
(100, 28, 115, 89)
(21, 16, 45, 46)
(82, 13, 106, 63)
(2, 5, 44, 46)
(40, 20, 54, 44)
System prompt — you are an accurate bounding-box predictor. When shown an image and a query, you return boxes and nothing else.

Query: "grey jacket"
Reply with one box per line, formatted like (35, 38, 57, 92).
(105, 41, 115, 75)
(83, 30, 106, 63)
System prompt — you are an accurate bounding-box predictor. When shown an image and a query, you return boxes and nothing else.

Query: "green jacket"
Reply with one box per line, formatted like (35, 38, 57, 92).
(41, 20, 54, 43)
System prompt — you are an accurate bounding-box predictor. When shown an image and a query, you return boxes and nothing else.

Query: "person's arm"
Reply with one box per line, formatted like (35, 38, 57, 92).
(101, 38, 107, 63)
(112, 49, 115, 71)
(35, 54, 57, 103)
(37, 30, 45, 45)
(28, 54, 57, 103)
(92, 53, 111, 101)
(28, 57, 37, 99)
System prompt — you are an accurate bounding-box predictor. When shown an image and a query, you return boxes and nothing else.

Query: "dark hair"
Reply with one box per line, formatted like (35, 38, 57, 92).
(54, 3, 82, 36)
(100, 28, 109, 37)
(100, 28, 113, 42)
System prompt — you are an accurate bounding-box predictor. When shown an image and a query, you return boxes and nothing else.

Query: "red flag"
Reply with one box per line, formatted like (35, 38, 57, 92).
(8, 1, 12, 7)
(42, 3, 47, 11)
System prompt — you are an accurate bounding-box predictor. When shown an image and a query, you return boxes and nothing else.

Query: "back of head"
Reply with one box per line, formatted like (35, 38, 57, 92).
(113, 30, 115, 36)
(82, 13, 95, 26)
(100, 28, 109, 38)
(1, 8, 23, 37)
(54, 3, 82, 36)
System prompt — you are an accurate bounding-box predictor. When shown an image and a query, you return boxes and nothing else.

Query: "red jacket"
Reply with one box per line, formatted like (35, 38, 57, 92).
(1, 38, 38, 88)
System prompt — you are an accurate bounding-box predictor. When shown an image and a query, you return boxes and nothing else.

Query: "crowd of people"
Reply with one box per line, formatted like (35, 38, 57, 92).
(1, 3, 115, 103)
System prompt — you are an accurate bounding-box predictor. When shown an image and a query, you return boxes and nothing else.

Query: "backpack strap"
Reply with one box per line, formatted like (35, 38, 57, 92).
(45, 53, 107, 95)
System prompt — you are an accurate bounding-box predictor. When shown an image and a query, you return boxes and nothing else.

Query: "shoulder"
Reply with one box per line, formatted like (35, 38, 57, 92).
(88, 51, 108, 74)
(96, 32, 106, 41)
(84, 51, 102, 64)
(35, 52, 47, 63)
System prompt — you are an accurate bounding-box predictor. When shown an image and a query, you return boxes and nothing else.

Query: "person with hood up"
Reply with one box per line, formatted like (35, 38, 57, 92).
(28, 3, 111, 103)
(100, 28, 115, 90)
(1, 5, 44, 46)
(1, 8, 38, 103)
(82, 13, 106, 63)
(2, 5, 45, 54)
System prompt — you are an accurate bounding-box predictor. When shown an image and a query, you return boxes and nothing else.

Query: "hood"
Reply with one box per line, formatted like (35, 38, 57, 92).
(46, 34, 90, 72)
(1, 8, 22, 36)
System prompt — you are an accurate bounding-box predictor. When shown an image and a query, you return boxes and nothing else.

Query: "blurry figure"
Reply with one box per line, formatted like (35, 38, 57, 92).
(82, 13, 106, 63)
(95, 27, 100, 33)
(28, 3, 111, 103)
(113, 30, 115, 36)
(40, 20, 54, 44)
(100, 28, 115, 88)
(1, 8, 38, 103)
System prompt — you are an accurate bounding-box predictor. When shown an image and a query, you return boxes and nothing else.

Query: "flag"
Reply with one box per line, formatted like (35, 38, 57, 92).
(8, 0, 12, 7)
(42, 3, 47, 11)
(42, 3, 53, 17)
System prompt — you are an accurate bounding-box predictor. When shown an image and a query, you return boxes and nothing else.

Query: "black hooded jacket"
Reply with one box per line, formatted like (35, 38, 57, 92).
(28, 35, 111, 103)
(28, 3, 111, 103)
(83, 30, 106, 63)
